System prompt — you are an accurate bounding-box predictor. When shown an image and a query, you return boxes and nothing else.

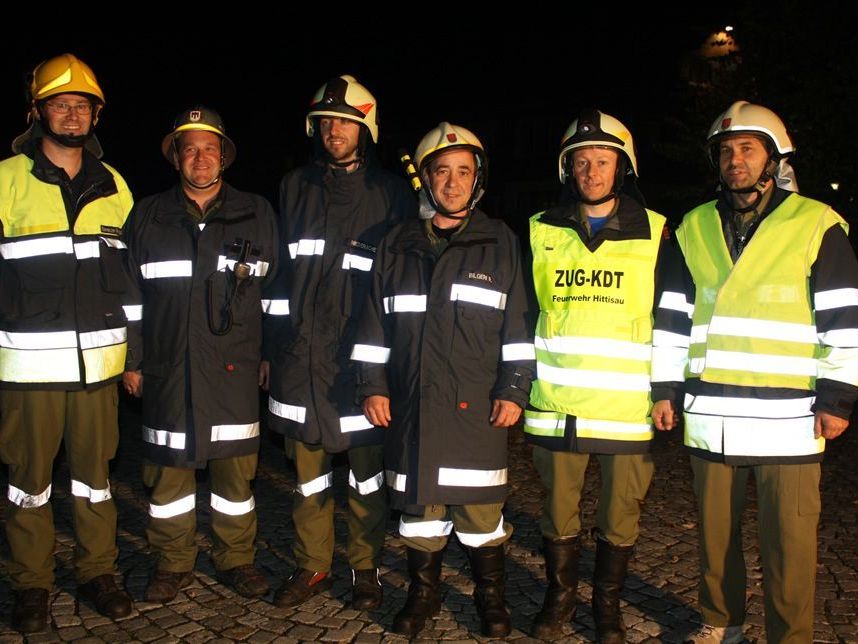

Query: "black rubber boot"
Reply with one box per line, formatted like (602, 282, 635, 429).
(532, 536, 580, 639)
(467, 545, 511, 638)
(592, 538, 633, 644)
(392, 547, 443, 637)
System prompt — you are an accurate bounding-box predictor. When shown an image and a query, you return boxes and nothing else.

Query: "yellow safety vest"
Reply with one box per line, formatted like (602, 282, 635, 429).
(0, 153, 132, 387)
(526, 210, 664, 444)
(677, 193, 846, 458)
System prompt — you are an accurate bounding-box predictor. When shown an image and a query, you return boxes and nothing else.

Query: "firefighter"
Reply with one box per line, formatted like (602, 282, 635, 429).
(123, 106, 277, 603)
(526, 110, 680, 642)
(265, 75, 415, 610)
(653, 101, 858, 643)
(0, 53, 134, 632)
(352, 122, 535, 637)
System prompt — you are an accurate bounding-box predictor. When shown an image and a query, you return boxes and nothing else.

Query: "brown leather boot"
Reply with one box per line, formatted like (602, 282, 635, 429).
(79, 574, 133, 619)
(12, 588, 49, 633)
(351, 568, 383, 610)
(273, 569, 333, 608)
(145, 570, 194, 603)
(217, 564, 270, 598)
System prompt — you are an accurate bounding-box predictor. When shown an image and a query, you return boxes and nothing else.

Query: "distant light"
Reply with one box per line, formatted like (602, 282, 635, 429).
(831, 182, 840, 191)
(725, 25, 734, 31)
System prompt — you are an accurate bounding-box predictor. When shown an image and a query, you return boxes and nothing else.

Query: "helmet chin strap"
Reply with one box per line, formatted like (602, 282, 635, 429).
(565, 155, 625, 206)
(723, 157, 778, 214)
(320, 124, 367, 170)
(37, 105, 94, 149)
(184, 174, 222, 190)
(328, 156, 363, 169)
(577, 191, 617, 206)
(176, 139, 225, 190)
(44, 130, 91, 148)
(426, 173, 481, 219)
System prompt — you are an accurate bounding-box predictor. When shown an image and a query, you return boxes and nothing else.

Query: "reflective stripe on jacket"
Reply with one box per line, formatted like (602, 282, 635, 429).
(525, 197, 672, 454)
(124, 185, 278, 467)
(677, 193, 847, 460)
(0, 152, 132, 389)
(266, 162, 414, 452)
(351, 210, 534, 512)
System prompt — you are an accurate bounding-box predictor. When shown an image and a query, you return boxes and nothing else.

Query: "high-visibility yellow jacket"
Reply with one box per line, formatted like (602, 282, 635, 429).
(0, 150, 133, 389)
(675, 192, 854, 462)
(526, 197, 669, 454)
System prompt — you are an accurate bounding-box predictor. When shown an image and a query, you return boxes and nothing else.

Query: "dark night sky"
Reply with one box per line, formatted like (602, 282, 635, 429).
(1, 7, 823, 227)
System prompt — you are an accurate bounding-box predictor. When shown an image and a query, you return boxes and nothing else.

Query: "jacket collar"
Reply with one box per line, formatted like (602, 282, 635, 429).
(537, 195, 652, 251)
(715, 185, 791, 223)
(392, 208, 498, 256)
(27, 141, 116, 197)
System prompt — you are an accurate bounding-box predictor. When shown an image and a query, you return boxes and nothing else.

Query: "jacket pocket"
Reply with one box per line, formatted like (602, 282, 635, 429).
(98, 244, 127, 294)
(452, 302, 503, 368)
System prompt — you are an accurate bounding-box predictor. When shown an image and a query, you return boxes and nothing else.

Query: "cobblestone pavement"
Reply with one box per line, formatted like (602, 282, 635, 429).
(0, 397, 856, 643)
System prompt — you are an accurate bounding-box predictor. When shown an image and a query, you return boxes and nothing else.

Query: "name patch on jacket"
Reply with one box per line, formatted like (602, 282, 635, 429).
(348, 239, 377, 255)
(464, 271, 495, 284)
(100, 225, 122, 237)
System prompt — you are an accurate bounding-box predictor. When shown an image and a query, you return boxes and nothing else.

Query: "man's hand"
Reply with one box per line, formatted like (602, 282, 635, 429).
(652, 400, 677, 431)
(814, 411, 849, 440)
(123, 370, 143, 398)
(258, 361, 270, 390)
(490, 399, 522, 428)
(363, 395, 391, 428)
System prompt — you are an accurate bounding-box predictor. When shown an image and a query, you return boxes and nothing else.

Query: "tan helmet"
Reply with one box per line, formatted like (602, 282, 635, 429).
(706, 100, 794, 155)
(306, 75, 379, 143)
(558, 109, 638, 184)
(29, 53, 105, 105)
(414, 122, 487, 217)
(161, 106, 237, 168)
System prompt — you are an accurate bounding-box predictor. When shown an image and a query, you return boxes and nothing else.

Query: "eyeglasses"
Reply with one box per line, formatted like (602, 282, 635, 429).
(45, 100, 93, 115)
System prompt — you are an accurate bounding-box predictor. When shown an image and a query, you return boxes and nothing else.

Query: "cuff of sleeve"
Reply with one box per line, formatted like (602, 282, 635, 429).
(813, 378, 858, 420)
(811, 400, 851, 420)
(491, 387, 529, 409)
(356, 385, 390, 404)
(651, 382, 683, 404)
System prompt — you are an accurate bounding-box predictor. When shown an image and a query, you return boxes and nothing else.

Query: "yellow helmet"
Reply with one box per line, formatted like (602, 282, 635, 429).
(12, 54, 105, 156)
(558, 109, 638, 184)
(30, 53, 105, 105)
(414, 122, 487, 217)
(306, 75, 379, 143)
(706, 100, 794, 155)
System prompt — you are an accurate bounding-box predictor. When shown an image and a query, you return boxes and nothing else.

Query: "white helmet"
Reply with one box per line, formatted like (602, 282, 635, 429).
(558, 109, 638, 185)
(414, 122, 487, 218)
(306, 75, 379, 143)
(707, 101, 798, 198)
(707, 100, 794, 155)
